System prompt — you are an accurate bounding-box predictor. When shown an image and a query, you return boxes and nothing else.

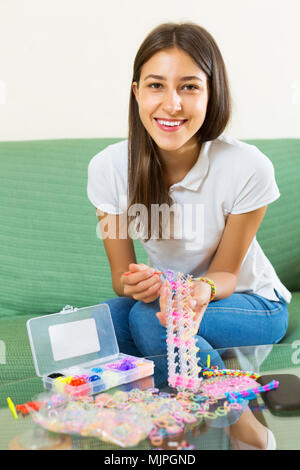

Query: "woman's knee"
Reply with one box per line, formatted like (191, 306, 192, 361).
(104, 296, 136, 314)
(129, 299, 160, 328)
(129, 300, 167, 356)
(104, 296, 136, 331)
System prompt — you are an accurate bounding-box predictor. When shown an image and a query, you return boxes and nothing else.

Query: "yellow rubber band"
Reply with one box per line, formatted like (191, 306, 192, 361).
(7, 397, 18, 420)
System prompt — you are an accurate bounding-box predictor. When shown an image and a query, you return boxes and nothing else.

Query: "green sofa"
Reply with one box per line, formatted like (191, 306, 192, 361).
(0, 138, 299, 392)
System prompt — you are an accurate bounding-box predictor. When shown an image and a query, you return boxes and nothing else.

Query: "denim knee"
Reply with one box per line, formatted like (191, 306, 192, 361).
(129, 300, 167, 357)
(104, 296, 136, 324)
(103, 296, 142, 357)
(103, 297, 136, 339)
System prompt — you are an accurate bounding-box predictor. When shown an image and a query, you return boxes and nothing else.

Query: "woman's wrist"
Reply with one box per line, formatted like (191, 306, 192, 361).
(193, 276, 216, 302)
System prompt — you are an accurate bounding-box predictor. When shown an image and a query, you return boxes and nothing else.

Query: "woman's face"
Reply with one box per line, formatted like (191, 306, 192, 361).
(132, 47, 209, 154)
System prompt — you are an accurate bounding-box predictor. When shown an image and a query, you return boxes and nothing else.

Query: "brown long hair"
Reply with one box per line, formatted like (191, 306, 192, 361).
(128, 22, 231, 241)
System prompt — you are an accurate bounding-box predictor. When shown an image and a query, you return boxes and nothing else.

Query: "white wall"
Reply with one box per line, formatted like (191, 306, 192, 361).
(0, 0, 299, 141)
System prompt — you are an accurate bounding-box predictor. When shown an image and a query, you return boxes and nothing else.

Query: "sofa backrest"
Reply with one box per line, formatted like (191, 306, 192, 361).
(246, 139, 300, 293)
(0, 138, 299, 317)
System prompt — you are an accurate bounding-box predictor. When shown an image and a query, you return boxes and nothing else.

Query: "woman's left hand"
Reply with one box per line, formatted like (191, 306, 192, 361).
(156, 279, 212, 332)
(188, 280, 211, 331)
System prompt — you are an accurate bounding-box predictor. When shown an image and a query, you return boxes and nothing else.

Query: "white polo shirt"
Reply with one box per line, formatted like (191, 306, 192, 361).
(87, 134, 292, 303)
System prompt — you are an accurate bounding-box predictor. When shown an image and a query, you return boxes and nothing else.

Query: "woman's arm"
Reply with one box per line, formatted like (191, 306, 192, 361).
(156, 205, 269, 328)
(97, 211, 162, 300)
(97, 211, 136, 296)
(202, 205, 268, 300)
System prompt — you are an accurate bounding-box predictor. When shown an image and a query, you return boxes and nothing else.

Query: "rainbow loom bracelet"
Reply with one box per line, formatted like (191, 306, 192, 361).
(203, 368, 260, 380)
(224, 379, 279, 403)
(194, 277, 216, 302)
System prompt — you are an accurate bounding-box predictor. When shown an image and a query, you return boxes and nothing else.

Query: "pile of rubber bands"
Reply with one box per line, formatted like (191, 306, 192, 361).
(20, 371, 278, 448)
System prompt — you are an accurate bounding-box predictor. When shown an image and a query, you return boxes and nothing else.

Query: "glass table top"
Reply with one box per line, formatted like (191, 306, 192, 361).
(0, 343, 299, 450)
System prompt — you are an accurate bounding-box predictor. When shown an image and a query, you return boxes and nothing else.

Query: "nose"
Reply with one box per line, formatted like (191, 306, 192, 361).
(162, 89, 182, 114)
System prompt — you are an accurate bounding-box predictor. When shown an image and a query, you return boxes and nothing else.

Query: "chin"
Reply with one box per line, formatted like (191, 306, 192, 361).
(152, 135, 188, 150)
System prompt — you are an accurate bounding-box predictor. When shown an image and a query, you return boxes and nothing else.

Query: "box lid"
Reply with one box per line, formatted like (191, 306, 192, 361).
(26, 303, 119, 377)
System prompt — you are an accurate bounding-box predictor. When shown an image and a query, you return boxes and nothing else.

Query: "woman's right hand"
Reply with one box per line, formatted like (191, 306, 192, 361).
(120, 263, 162, 303)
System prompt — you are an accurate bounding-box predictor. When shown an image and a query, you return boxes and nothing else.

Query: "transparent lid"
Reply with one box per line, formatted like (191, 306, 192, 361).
(26, 303, 119, 377)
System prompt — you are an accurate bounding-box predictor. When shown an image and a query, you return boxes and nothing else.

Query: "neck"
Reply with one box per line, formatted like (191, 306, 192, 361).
(157, 139, 202, 187)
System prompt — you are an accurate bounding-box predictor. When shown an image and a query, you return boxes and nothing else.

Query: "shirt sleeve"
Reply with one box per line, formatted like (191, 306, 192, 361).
(87, 149, 125, 215)
(230, 149, 281, 214)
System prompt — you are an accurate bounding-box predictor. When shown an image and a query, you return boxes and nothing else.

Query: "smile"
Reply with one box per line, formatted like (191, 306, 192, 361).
(154, 118, 187, 132)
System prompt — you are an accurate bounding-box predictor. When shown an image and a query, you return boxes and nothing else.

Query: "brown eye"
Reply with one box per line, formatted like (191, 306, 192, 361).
(149, 83, 162, 89)
(184, 85, 199, 90)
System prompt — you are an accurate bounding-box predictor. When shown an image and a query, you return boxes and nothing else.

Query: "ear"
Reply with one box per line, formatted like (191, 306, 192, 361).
(132, 81, 139, 101)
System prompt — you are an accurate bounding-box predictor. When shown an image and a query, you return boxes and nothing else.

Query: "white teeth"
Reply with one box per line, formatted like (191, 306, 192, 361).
(157, 119, 184, 127)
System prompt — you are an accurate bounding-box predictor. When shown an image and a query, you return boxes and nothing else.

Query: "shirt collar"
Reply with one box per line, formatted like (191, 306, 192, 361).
(169, 140, 211, 192)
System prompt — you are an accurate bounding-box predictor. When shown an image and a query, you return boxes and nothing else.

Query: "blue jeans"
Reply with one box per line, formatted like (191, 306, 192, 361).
(103, 289, 288, 388)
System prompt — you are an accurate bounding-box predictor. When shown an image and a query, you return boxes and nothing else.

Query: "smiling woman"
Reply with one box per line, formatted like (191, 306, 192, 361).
(129, 24, 231, 240)
(87, 22, 290, 450)
(134, 61, 209, 143)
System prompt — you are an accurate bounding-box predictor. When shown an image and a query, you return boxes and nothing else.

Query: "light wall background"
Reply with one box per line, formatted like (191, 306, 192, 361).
(0, 0, 299, 141)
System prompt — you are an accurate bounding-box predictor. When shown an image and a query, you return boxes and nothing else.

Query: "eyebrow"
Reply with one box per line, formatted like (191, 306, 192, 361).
(144, 74, 204, 82)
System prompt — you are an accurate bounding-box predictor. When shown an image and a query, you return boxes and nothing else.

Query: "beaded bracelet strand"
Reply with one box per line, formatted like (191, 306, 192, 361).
(203, 368, 260, 380)
(224, 379, 279, 403)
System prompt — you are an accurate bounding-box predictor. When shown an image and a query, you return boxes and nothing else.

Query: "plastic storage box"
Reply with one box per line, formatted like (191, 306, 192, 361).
(27, 304, 154, 398)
